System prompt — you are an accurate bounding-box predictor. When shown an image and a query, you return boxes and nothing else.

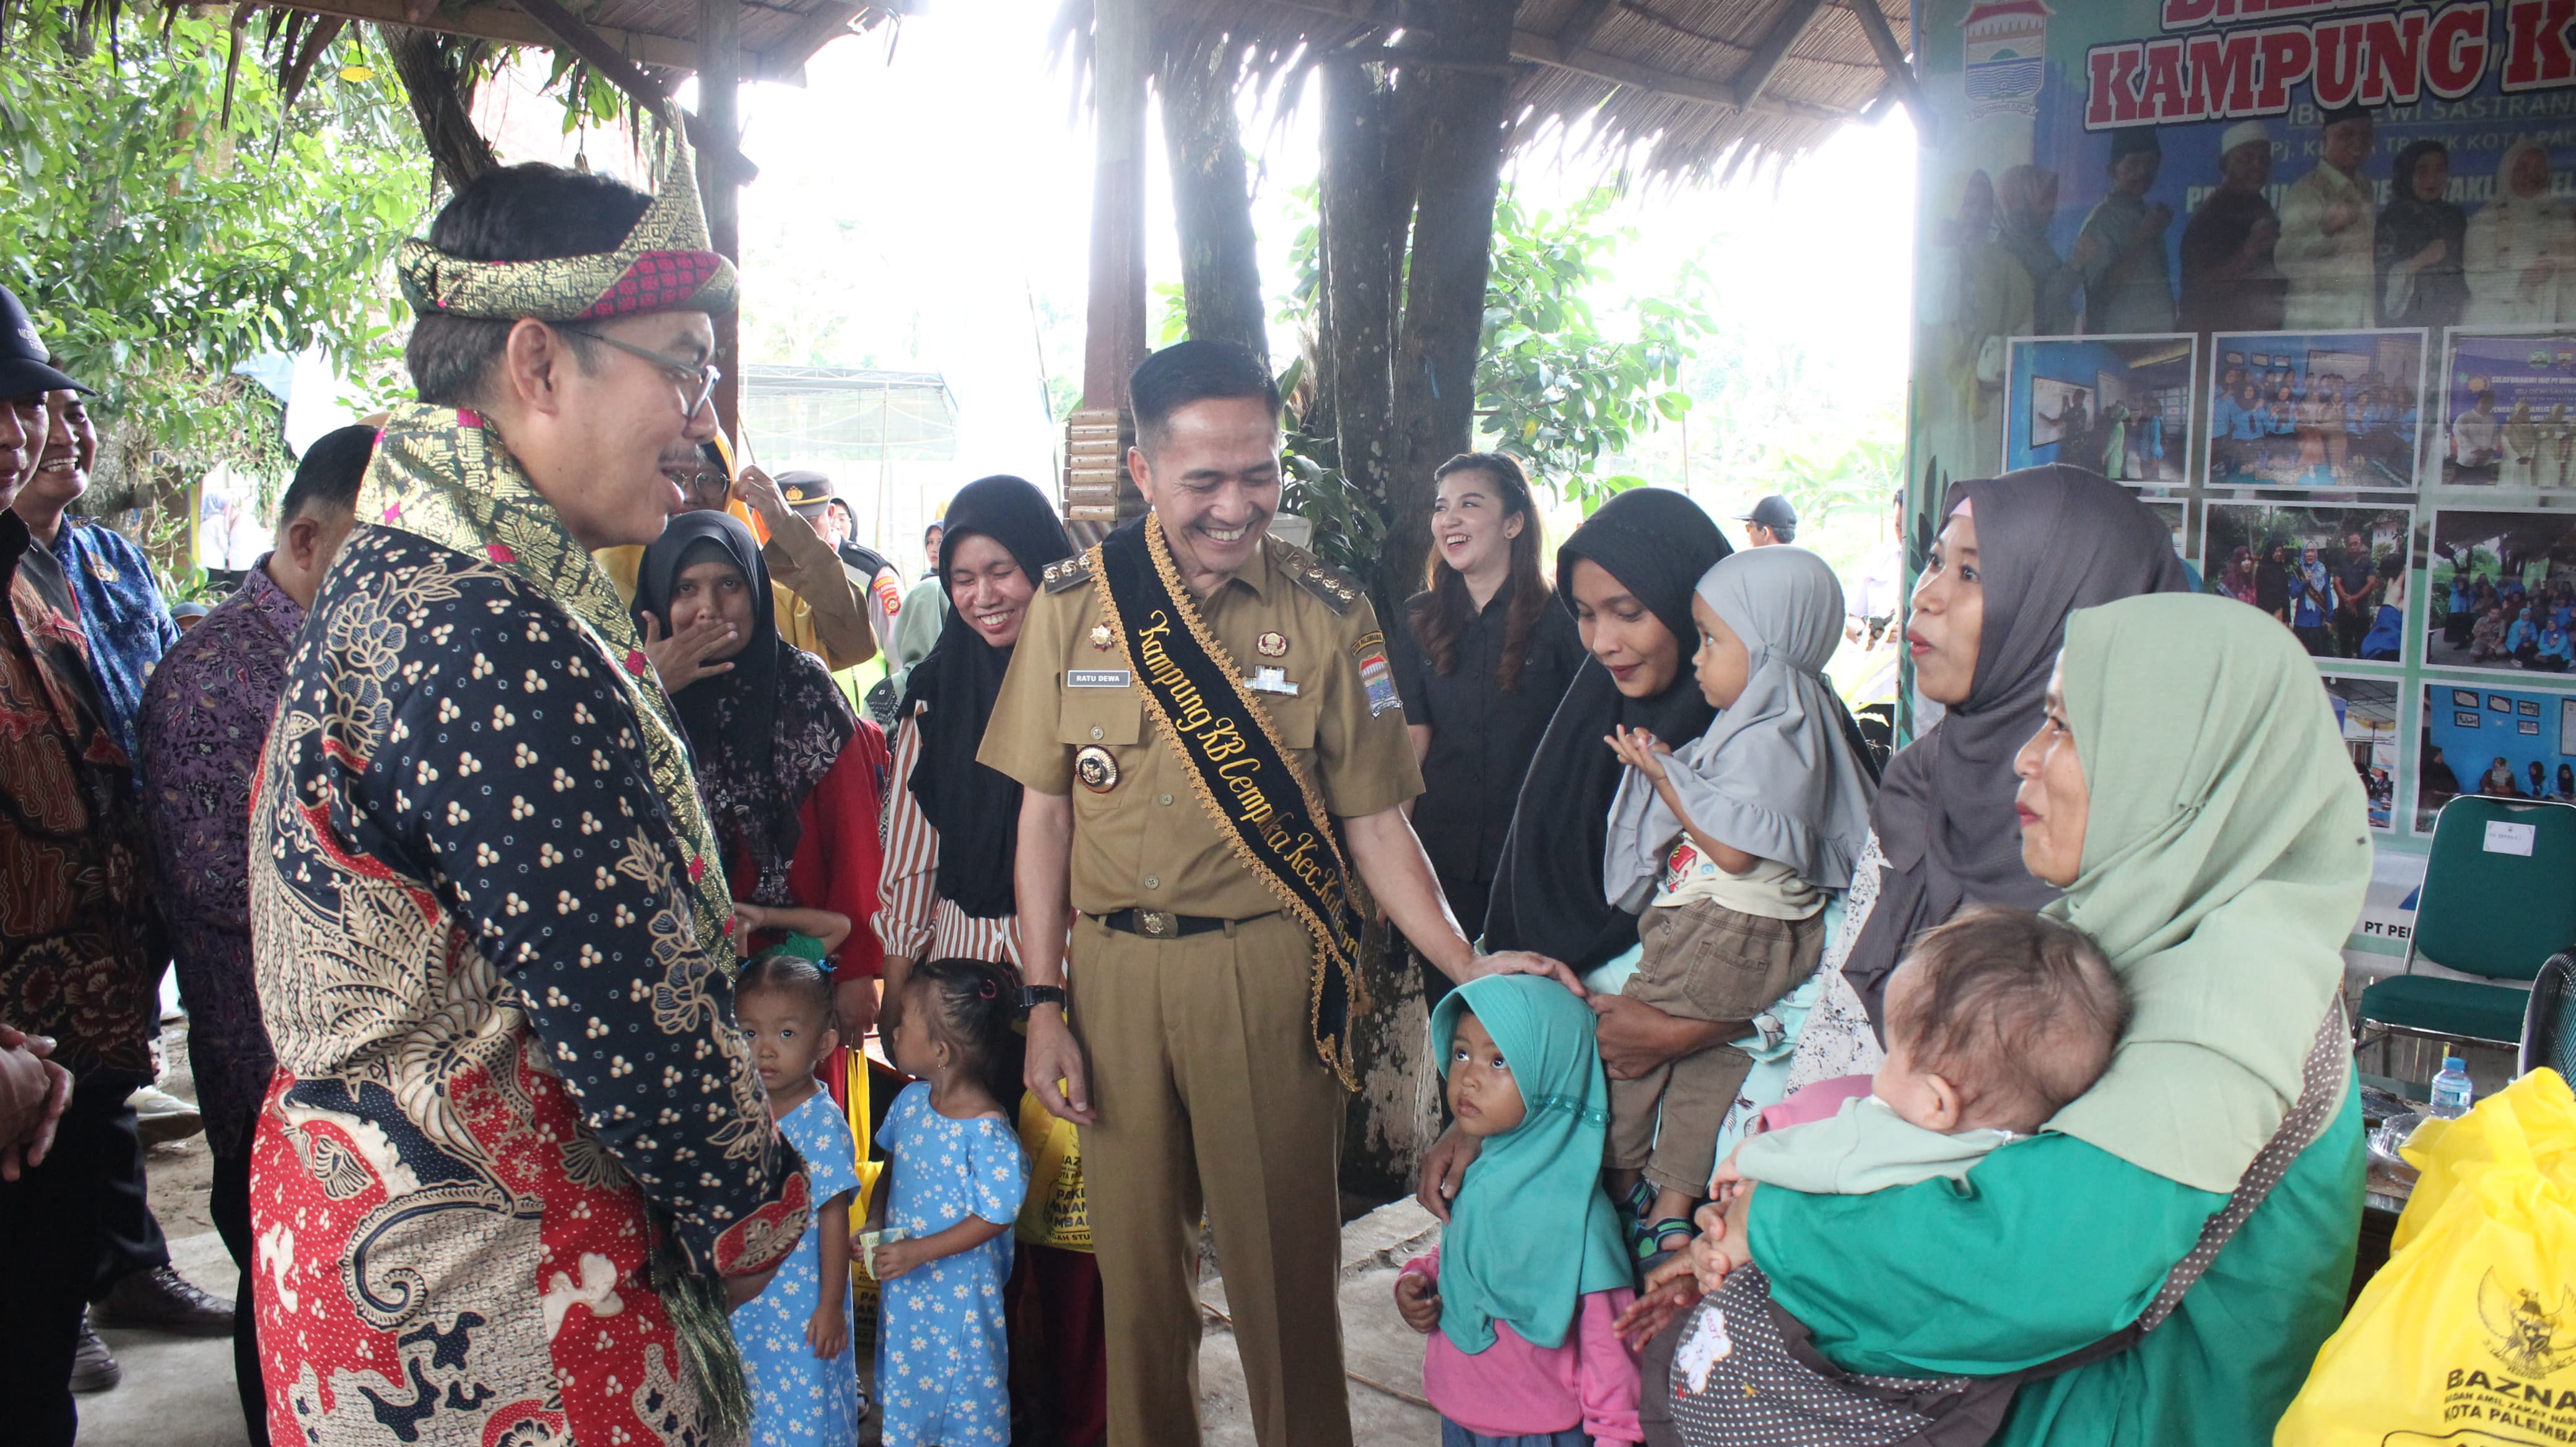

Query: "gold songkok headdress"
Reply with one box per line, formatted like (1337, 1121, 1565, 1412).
(396, 126, 738, 323)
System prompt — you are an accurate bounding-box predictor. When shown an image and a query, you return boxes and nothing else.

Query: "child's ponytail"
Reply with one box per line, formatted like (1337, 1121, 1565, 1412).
(908, 958, 1024, 1106)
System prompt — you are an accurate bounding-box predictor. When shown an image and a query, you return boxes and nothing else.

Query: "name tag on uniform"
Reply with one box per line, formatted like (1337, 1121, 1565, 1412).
(1248, 667, 1299, 696)
(1068, 668, 1132, 688)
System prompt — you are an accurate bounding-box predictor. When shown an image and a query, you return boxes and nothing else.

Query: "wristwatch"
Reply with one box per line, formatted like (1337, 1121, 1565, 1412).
(1017, 984, 1068, 1015)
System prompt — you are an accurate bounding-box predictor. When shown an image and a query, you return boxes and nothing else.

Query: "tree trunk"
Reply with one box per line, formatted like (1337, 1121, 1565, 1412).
(1159, 38, 1268, 374)
(1082, 0, 1153, 412)
(380, 25, 496, 194)
(698, 0, 743, 439)
(1386, 0, 1514, 605)
(1318, 56, 1417, 610)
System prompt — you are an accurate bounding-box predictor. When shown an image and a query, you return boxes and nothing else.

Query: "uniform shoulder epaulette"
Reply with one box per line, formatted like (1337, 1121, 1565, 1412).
(1041, 548, 1098, 593)
(1271, 538, 1360, 615)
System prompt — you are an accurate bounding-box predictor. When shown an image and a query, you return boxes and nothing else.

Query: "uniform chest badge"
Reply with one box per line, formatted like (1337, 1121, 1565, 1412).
(1090, 623, 1116, 651)
(1256, 631, 1287, 658)
(88, 558, 120, 584)
(1076, 745, 1119, 793)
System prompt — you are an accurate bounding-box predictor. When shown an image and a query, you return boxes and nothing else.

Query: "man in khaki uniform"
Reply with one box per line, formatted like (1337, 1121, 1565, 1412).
(981, 341, 1570, 1447)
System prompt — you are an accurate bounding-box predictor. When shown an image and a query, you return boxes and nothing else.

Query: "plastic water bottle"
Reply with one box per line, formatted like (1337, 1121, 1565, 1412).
(2429, 1056, 2475, 1119)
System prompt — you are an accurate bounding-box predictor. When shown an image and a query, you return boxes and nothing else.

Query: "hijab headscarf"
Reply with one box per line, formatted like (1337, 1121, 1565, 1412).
(633, 510, 858, 907)
(1842, 467, 2191, 1023)
(2044, 595, 2369, 1192)
(1484, 488, 1729, 971)
(896, 476, 1074, 918)
(2377, 138, 2468, 327)
(1603, 546, 1878, 907)
(1427, 975, 1632, 1353)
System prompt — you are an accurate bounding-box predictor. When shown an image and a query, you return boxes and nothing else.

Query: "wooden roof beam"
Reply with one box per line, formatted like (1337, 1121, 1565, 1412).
(510, 0, 760, 178)
(279, 0, 811, 82)
(1552, 0, 1617, 52)
(1733, 0, 1824, 106)
(1838, 0, 1933, 139)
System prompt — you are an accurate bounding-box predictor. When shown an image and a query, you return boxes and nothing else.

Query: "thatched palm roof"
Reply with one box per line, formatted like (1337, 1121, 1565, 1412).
(282, 0, 895, 84)
(1130, 0, 1915, 177)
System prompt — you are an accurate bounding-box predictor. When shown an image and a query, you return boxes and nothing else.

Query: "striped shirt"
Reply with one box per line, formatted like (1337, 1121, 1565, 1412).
(875, 699, 1022, 967)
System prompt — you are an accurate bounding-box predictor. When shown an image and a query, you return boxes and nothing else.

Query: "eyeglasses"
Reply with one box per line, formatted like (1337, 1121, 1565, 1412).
(555, 325, 720, 422)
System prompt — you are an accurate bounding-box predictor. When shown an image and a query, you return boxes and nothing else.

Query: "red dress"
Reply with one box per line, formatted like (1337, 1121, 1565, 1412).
(729, 720, 892, 989)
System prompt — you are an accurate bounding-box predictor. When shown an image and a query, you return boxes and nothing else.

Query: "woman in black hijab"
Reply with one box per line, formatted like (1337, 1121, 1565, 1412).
(2377, 138, 2469, 332)
(1483, 487, 1731, 975)
(633, 512, 890, 1016)
(871, 476, 1104, 1446)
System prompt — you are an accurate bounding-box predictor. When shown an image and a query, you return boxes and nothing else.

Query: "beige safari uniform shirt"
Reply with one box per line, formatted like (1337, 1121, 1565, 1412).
(979, 532, 1423, 919)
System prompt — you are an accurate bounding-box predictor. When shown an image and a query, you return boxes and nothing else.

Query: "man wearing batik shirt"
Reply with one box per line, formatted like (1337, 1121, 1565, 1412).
(245, 146, 807, 1447)
(0, 287, 163, 1447)
(136, 421, 372, 1447)
(10, 387, 179, 781)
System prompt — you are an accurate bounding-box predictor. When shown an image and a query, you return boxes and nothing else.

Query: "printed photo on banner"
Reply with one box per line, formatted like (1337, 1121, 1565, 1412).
(2203, 331, 2426, 492)
(2003, 334, 2195, 483)
(1910, 0, 2576, 501)
(2323, 674, 2401, 833)
(2145, 498, 2188, 562)
(2424, 509, 2576, 675)
(2203, 503, 2411, 663)
(2416, 683, 2576, 833)
(2436, 331, 2576, 490)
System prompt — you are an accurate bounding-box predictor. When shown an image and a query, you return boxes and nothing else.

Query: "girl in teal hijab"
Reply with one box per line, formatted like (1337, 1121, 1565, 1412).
(1399, 975, 1640, 1445)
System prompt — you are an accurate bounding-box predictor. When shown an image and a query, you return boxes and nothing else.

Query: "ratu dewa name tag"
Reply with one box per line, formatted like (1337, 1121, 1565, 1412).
(1067, 668, 1133, 688)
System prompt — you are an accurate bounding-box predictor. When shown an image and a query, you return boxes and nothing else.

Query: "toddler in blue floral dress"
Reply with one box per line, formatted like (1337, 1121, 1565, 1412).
(731, 950, 863, 1447)
(866, 958, 1029, 1447)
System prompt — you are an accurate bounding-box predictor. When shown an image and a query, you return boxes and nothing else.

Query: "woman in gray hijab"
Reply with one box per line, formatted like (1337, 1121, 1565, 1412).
(1785, 466, 2192, 1090)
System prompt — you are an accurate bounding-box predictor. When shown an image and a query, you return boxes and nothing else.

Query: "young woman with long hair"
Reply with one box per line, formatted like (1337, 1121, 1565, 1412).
(1391, 453, 1585, 1005)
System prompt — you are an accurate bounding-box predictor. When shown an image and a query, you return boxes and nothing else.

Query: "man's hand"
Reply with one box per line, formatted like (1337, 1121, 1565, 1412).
(733, 464, 793, 533)
(722, 1266, 777, 1312)
(0, 1025, 71, 1182)
(1463, 949, 1587, 997)
(640, 612, 736, 693)
(1393, 1272, 1442, 1334)
(1414, 1124, 1482, 1222)
(1025, 1006, 1094, 1126)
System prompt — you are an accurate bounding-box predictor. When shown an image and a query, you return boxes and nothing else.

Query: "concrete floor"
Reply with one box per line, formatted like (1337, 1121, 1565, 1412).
(82, 1016, 1448, 1446)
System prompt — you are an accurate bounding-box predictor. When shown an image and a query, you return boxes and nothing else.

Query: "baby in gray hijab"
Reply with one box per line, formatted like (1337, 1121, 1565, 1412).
(1598, 546, 1880, 1257)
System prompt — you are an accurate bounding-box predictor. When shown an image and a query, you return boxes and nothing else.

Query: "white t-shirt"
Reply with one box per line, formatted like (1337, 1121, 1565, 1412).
(1652, 836, 1822, 920)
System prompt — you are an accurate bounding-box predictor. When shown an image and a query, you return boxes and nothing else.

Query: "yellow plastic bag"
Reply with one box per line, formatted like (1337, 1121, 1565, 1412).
(2275, 1069, 2576, 1445)
(1014, 1090, 1091, 1252)
(845, 1049, 889, 1336)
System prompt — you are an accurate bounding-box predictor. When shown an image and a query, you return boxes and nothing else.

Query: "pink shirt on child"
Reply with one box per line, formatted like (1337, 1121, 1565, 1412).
(1398, 1249, 1643, 1445)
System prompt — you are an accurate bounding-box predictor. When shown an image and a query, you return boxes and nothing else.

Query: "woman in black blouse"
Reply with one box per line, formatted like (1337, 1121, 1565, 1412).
(1391, 452, 1585, 1005)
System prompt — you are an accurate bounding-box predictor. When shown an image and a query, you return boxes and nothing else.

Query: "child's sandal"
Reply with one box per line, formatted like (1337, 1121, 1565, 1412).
(1634, 1216, 1696, 1273)
(1619, 1178, 1656, 1223)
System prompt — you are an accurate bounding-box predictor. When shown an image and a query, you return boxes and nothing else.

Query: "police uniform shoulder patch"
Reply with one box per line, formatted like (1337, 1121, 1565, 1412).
(1271, 539, 1360, 615)
(1043, 548, 1099, 593)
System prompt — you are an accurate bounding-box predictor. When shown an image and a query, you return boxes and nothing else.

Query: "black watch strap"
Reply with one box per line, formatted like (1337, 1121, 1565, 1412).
(1018, 984, 1067, 1015)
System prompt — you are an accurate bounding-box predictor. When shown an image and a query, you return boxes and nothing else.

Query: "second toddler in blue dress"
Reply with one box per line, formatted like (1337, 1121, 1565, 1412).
(868, 958, 1029, 1447)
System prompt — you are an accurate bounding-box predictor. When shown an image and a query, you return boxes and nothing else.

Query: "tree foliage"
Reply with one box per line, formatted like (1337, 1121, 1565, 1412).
(0, 7, 432, 525)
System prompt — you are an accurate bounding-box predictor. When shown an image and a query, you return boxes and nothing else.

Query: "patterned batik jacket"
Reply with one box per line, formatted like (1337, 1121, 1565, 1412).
(47, 516, 179, 782)
(135, 557, 298, 1160)
(246, 404, 809, 1447)
(0, 509, 160, 1079)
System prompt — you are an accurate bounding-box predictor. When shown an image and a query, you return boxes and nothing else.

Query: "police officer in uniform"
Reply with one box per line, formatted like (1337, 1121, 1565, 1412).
(980, 341, 1573, 1447)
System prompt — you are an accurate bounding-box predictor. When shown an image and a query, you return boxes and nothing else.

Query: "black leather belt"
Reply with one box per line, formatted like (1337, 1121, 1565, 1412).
(1096, 909, 1248, 939)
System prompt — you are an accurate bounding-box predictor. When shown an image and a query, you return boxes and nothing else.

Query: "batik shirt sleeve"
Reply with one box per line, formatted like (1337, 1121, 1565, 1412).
(329, 575, 801, 1275)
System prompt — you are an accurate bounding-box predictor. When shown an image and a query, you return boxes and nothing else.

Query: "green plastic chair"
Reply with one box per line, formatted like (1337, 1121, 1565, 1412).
(2359, 796, 2576, 1052)
(2522, 953, 2576, 1082)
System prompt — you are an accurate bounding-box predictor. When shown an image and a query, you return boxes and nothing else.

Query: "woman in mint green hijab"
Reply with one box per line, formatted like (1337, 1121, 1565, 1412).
(1401, 975, 1640, 1445)
(1655, 595, 2368, 1445)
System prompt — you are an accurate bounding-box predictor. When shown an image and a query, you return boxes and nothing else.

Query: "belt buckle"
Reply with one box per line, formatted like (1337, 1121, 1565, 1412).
(1139, 910, 1176, 938)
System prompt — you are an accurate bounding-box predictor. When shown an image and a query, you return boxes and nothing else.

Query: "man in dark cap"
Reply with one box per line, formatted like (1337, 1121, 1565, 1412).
(0, 283, 165, 1447)
(772, 467, 905, 711)
(2278, 103, 2377, 328)
(1734, 494, 1798, 547)
(2075, 127, 2177, 333)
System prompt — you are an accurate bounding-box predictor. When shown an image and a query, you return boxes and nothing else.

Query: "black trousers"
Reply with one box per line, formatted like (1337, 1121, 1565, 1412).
(89, 1085, 172, 1298)
(2334, 606, 2369, 659)
(0, 1069, 144, 1447)
(210, 1138, 272, 1447)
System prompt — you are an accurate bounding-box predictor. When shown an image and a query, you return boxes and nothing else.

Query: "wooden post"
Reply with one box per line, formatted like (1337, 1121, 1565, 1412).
(1081, 0, 1150, 416)
(700, 0, 744, 440)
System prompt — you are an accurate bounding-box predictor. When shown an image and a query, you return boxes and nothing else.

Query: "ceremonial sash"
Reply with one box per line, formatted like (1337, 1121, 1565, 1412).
(1094, 517, 1370, 1087)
